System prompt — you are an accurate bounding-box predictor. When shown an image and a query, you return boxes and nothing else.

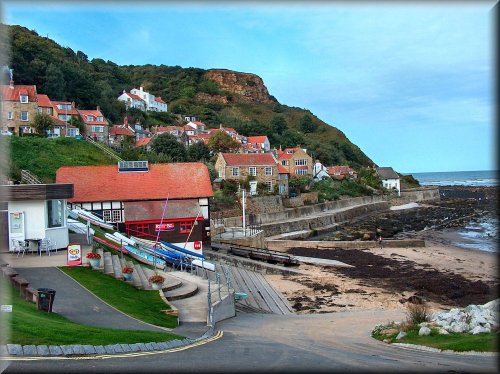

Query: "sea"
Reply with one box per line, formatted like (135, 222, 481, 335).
(405, 170, 498, 252)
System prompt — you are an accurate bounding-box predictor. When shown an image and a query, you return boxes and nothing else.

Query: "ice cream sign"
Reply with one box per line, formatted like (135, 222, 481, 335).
(67, 244, 82, 266)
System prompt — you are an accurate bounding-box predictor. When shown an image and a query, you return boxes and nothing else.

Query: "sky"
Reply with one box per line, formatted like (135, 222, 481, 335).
(2, 1, 496, 173)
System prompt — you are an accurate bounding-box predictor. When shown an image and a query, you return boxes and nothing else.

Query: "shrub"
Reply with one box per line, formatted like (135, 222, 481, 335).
(149, 274, 165, 284)
(405, 302, 430, 327)
(122, 267, 134, 274)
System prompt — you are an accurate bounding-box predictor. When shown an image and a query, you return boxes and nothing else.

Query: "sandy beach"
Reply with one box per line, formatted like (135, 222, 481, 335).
(265, 186, 498, 315)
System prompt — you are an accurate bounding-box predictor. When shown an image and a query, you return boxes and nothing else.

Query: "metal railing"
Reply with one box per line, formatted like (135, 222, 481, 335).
(20, 169, 42, 184)
(86, 136, 124, 162)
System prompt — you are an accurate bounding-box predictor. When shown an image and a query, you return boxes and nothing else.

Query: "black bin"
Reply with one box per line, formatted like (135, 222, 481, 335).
(37, 288, 56, 312)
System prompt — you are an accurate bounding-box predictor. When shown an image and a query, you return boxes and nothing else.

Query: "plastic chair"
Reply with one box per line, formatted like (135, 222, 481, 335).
(12, 240, 27, 257)
(39, 239, 52, 256)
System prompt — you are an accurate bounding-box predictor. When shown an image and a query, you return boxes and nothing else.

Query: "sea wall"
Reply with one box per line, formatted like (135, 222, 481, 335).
(266, 239, 426, 251)
(397, 187, 440, 204)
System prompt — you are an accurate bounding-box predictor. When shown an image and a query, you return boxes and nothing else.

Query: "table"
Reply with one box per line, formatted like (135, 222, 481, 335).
(25, 238, 41, 255)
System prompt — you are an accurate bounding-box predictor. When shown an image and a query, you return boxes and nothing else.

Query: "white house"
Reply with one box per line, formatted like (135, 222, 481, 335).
(2, 183, 74, 252)
(117, 90, 147, 111)
(312, 161, 330, 181)
(376, 167, 401, 196)
(186, 120, 206, 134)
(129, 85, 168, 112)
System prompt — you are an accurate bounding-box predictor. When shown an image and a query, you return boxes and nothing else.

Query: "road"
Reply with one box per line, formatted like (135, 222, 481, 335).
(4, 310, 497, 373)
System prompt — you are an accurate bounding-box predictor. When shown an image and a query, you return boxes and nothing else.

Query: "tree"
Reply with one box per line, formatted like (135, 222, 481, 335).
(33, 113, 54, 134)
(299, 114, 317, 133)
(150, 133, 187, 162)
(44, 63, 66, 100)
(207, 131, 240, 154)
(279, 129, 305, 149)
(69, 115, 85, 135)
(270, 115, 287, 135)
(188, 141, 211, 162)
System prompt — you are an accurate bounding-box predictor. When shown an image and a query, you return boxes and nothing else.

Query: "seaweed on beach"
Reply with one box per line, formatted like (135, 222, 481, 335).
(287, 247, 497, 307)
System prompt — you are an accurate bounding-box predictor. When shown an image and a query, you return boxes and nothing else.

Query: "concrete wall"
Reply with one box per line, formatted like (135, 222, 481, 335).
(212, 232, 266, 248)
(398, 187, 440, 204)
(210, 292, 236, 324)
(266, 239, 425, 251)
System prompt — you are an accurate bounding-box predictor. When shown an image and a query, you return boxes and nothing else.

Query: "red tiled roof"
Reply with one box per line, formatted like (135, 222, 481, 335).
(221, 153, 276, 166)
(189, 121, 206, 128)
(37, 94, 53, 107)
(109, 126, 134, 136)
(126, 92, 145, 102)
(136, 137, 152, 147)
(78, 109, 107, 125)
(223, 127, 237, 133)
(327, 166, 353, 175)
(277, 152, 294, 161)
(0, 84, 37, 101)
(56, 163, 213, 203)
(155, 126, 183, 133)
(277, 164, 289, 174)
(247, 136, 268, 144)
(51, 101, 79, 115)
(154, 96, 166, 104)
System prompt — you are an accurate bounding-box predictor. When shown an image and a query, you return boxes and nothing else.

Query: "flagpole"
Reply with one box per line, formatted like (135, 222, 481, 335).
(154, 195, 169, 270)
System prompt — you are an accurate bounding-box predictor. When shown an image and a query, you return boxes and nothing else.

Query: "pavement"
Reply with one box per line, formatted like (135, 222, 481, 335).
(1, 248, 214, 357)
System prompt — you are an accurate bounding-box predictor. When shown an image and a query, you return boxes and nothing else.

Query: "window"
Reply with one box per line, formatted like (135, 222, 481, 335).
(46, 107, 53, 115)
(91, 125, 104, 133)
(47, 199, 64, 228)
(57, 104, 72, 110)
(20, 95, 28, 103)
(265, 181, 272, 192)
(296, 169, 307, 175)
(281, 160, 288, 166)
(218, 168, 223, 178)
(20, 111, 29, 121)
(7, 112, 13, 120)
(58, 114, 70, 121)
(265, 167, 273, 176)
(180, 221, 193, 234)
(248, 167, 257, 176)
(66, 128, 79, 137)
(295, 159, 308, 166)
(97, 116, 103, 122)
(232, 167, 240, 177)
(103, 210, 112, 222)
(112, 210, 122, 222)
(87, 115, 95, 121)
(38, 107, 43, 113)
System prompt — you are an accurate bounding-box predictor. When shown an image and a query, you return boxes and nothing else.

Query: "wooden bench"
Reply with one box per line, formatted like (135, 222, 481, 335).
(24, 287, 38, 303)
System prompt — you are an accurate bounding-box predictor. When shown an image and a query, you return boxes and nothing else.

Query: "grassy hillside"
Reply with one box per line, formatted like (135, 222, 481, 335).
(8, 137, 117, 182)
(4, 24, 374, 169)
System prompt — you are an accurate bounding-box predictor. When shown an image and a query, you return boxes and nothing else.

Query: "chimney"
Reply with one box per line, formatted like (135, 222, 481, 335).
(124, 116, 128, 126)
(71, 101, 75, 108)
(97, 106, 100, 112)
(140, 85, 144, 92)
(9, 69, 14, 88)
(122, 89, 126, 94)
(219, 123, 223, 129)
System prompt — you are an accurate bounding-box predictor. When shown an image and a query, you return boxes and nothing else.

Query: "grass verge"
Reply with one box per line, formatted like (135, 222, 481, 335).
(8, 283, 181, 345)
(373, 325, 498, 352)
(59, 266, 177, 328)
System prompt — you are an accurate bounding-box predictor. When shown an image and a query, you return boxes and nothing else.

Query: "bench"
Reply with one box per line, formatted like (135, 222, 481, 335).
(11, 276, 29, 296)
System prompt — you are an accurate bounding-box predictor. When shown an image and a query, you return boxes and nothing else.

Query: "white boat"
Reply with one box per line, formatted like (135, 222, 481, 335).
(72, 207, 114, 230)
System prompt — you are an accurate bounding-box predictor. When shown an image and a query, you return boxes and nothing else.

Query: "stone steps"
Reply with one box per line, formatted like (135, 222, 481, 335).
(111, 254, 123, 280)
(103, 252, 113, 275)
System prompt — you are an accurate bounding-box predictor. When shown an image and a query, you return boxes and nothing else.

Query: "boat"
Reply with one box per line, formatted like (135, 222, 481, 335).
(71, 206, 115, 230)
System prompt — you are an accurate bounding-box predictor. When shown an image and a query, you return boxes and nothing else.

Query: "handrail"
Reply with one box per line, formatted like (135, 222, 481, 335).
(85, 136, 124, 162)
(20, 169, 42, 184)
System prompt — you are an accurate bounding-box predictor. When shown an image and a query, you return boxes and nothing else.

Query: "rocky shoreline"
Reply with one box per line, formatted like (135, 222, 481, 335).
(310, 185, 498, 242)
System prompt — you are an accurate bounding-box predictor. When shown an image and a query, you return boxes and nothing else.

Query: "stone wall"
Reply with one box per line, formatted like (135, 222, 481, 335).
(246, 195, 284, 215)
(283, 192, 319, 208)
(397, 187, 440, 204)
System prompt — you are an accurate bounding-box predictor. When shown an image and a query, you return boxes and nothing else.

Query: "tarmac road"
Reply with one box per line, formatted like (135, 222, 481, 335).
(4, 310, 498, 373)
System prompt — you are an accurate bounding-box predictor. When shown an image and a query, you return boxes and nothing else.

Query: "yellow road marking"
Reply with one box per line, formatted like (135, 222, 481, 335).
(1, 331, 223, 361)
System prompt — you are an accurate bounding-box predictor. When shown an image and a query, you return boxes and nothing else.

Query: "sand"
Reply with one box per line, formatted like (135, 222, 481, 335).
(265, 237, 498, 315)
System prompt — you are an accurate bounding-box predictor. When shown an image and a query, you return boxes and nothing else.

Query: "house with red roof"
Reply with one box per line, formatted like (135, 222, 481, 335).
(78, 107, 109, 142)
(56, 162, 214, 245)
(129, 85, 168, 112)
(37, 94, 79, 138)
(326, 165, 358, 181)
(241, 135, 270, 153)
(135, 137, 153, 150)
(0, 77, 38, 135)
(276, 147, 313, 176)
(109, 117, 135, 147)
(215, 153, 281, 193)
(117, 90, 146, 111)
(186, 120, 207, 134)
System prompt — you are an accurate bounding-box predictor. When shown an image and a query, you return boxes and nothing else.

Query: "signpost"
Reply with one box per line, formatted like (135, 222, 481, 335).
(67, 244, 82, 266)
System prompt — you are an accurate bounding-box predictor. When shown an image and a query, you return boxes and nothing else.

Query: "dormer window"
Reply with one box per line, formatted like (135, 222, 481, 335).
(97, 116, 103, 122)
(87, 115, 95, 121)
(286, 150, 293, 154)
(20, 95, 28, 103)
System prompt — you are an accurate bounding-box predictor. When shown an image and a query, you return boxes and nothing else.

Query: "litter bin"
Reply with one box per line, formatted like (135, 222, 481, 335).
(37, 288, 56, 312)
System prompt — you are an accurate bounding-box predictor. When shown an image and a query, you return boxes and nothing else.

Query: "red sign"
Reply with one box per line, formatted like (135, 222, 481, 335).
(194, 241, 202, 250)
(155, 223, 175, 231)
(67, 244, 82, 266)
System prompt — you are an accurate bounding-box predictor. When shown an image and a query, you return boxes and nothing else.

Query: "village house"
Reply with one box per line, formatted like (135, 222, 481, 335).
(108, 117, 135, 148)
(327, 165, 358, 181)
(241, 135, 270, 154)
(135, 137, 153, 150)
(116, 90, 147, 111)
(56, 162, 213, 247)
(215, 153, 279, 193)
(36, 94, 77, 138)
(0, 77, 38, 135)
(376, 167, 401, 196)
(186, 120, 206, 134)
(277, 147, 313, 176)
(312, 160, 330, 181)
(78, 107, 109, 142)
(127, 85, 168, 112)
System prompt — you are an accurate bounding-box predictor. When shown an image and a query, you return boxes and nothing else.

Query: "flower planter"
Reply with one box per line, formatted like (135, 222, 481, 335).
(89, 258, 101, 269)
(151, 282, 163, 290)
(123, 272, 133, 281)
